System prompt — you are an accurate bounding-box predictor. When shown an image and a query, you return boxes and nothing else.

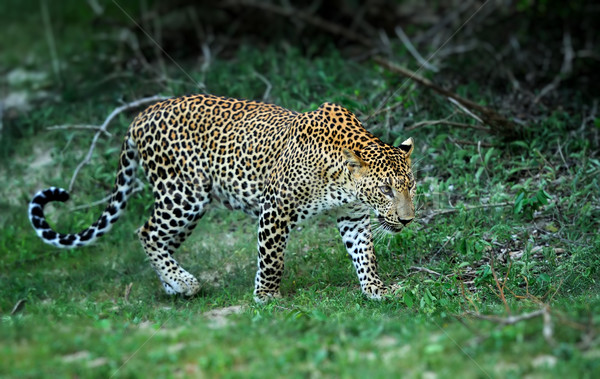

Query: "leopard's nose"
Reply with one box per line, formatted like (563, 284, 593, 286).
(399, 218, 413, 226)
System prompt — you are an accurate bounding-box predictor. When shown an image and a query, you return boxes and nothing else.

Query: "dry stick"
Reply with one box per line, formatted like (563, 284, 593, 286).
(448, 97, 484, 124)
(465, 309, 544, 325)
(373, 56, 518, 137)
(47, 124, 112, 137)
(410, 266, 442, 277)
(534, 31, 574, 104)
(459, 279, 479, 313)
(489, 253, 511, 314)
(421, 201, 513, 221)
(395, 26, 439, 72)
(70, 178, 145, 211)
(406, 119, 490, 132)
(453, 139, 493, 147)
(253, 71, 272, 102)
(68, 95, 169, 192)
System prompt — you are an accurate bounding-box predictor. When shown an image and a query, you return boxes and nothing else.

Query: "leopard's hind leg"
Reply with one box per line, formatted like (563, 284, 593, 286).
(138, 179, 210, 296)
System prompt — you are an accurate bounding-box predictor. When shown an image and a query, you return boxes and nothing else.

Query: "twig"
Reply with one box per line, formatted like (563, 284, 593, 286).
(464, 309, 544, 325)
(124, 282, 133, 303)
(454, 139, 493, 147)
(447, 97, 483, 124)
(86, 0, 103, 16)
(406, 118, 490, 132)
(459, 279, 479, 313)
(10, 299, 27, 315)
(368, 97, 416, 119)
(70, 178, 145, 211)
(373, 56, 518, 138)
(534, 31, 574, 104)
(420, 202, 512, 224)
(47, 124, 112, 137)
(68, 95, 169, 192)
(432, 231, 458, 258)
(489, 253, 510, 314)
(395, 26, 438, 72)
(253, 71, 272, 102)
(410, 266, 442, 277)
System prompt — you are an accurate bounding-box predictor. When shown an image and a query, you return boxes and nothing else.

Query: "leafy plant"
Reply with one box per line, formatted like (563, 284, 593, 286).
(513, 188, 552, 220)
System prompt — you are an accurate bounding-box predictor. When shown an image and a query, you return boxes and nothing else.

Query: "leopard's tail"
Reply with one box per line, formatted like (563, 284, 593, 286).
(28, 135, 139, 248)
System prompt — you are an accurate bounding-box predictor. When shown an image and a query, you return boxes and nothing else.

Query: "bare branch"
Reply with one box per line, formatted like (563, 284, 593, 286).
(68, 95, 169, 192)
(453, 139, 493, 147)
(447, 97, 483, 124)
(489, 253, 510, 314)
(420, 202, 513, 223)
(464, 309, 545, 325)
(253, 71, 273, 102)
(534, 31, 574, 104)
(406, 118, 490, 132)
(47, 124, 112, 137)
(410, 266, 442, 277)
(395, 26, 439, 72)
(70, 178, 145, 211)
(373, 56, 518, 138)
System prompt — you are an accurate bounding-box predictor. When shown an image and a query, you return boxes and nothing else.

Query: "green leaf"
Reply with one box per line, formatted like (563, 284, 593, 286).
(538, 273, 551, 282)
(514, 192, 525, 215)
(403, 291, 414, 308)
(484, 147, 495, 166)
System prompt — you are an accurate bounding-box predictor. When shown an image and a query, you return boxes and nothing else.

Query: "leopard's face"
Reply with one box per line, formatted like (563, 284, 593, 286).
(344, 138, 416, 233)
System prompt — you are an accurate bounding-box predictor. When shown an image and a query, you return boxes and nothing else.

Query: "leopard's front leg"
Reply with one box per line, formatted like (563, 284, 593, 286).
(337, 213, 388, 299)
(253, 200, 291, 303)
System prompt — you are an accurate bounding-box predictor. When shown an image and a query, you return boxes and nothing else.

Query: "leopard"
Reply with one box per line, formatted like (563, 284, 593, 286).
(28, 94, 416, 303)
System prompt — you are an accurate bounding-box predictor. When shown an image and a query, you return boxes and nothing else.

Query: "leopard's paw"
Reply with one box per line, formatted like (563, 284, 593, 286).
(158, 268, 200, 296)
(361, 283, 387, 300)
(253, 290, 282, 304)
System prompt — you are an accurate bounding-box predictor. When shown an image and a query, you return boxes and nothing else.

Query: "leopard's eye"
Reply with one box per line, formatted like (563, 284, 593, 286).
(379, 185, 393, 197)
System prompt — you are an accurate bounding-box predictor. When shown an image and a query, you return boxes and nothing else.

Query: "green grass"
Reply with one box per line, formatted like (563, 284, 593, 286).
(2, 3, 600, 378)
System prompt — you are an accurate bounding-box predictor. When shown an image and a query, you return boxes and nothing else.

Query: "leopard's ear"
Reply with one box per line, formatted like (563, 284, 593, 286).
(398, 137, 414, 157)
(342, 148, 367, 176)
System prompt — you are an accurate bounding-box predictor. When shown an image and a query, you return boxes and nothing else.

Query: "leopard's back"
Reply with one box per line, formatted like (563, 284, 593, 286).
(130, 94, 298, 215)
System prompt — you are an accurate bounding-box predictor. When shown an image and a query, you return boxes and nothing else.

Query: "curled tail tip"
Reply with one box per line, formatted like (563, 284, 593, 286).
(31, 187, 70, 205)
(29, 187, 79, 249)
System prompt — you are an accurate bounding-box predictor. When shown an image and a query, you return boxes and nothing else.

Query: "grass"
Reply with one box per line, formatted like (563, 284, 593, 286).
(1, 3, 600, 378)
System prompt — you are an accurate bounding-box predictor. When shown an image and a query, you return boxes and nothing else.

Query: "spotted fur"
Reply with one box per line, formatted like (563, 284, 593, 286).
(28, 94, 416, 302)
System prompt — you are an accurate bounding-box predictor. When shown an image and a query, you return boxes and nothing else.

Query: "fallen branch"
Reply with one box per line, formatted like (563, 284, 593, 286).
(489, 253, 511, 314)
(406, 119, 490, 132)
(253, 71, 272, 101)
(534, 31, 574, 104)
(410, 266, 442, 277)
(373, 56, 519, 138)
(68, 95, 169, 192)
(395, 26, 439, 72)
(420, 201, 513, 223)
(47, 124, 112, 137)
(464, 309, 545, 325)
(70, 178, 145, 211)
(452, 139, 493, 147)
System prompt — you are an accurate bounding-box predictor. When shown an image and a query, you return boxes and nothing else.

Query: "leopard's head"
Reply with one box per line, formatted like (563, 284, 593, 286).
(343, 138, 416, 233)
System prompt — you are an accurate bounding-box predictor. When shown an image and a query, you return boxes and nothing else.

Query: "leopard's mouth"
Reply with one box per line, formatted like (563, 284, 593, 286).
(377, 216, 404, 234)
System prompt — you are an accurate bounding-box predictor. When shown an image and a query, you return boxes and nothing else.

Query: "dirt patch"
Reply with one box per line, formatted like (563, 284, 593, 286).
(203, 305, 244, 329)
